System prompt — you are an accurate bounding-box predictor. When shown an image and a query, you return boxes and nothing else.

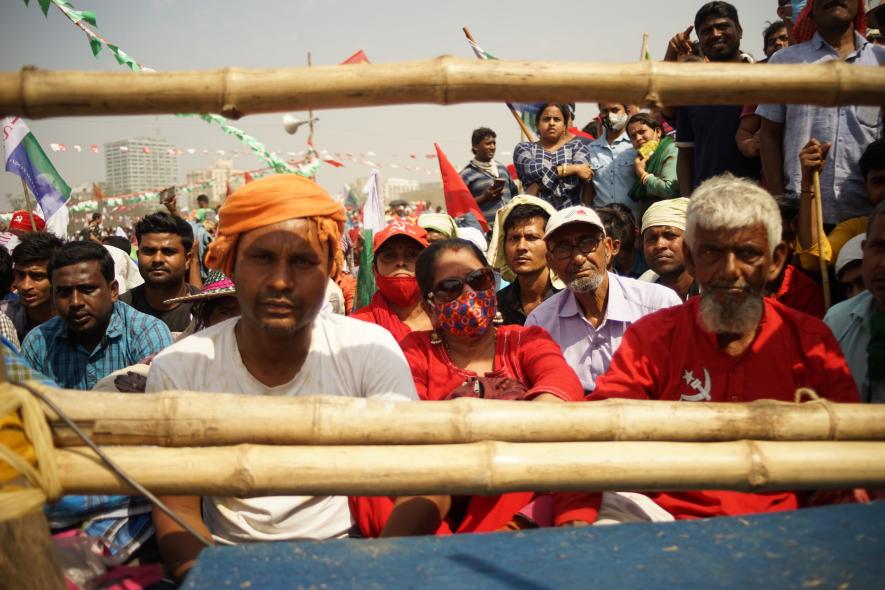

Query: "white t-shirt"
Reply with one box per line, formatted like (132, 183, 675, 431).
(146, 311, 418, 544)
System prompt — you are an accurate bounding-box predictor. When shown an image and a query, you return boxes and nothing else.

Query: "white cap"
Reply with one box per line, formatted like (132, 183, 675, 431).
(835, 233, 865, 277)
(543, 206, 606, 240)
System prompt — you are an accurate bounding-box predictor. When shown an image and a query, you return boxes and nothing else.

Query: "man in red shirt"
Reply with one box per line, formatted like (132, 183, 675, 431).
(556, 174, 860, 526)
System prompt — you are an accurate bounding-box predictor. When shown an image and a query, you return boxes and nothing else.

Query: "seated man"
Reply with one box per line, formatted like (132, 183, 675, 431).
(2, 232, 64, 343)
(526, 206, 680, 393)
(21, 241, 173, 563)
(490, 198, 561, 326)
(555, 175, 860, 526)
(122, 211, 200, 332)
(23, 241, 173, 391)
(147, 175, 418, 583)
(638, 198, 699, 301)
(825, 200, 885, 403)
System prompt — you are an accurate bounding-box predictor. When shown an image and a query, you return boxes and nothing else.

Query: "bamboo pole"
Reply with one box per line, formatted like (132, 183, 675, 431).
(640, 33, 650, 61)
(3, 59, 884, 119)
(33, 386, 885, 447)
(19, 179, 37, 231)
(54, 441, 885, 496)
(812, 170, 831, 309)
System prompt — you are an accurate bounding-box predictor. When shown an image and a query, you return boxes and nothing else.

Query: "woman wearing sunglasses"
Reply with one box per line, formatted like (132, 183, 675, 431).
(365, 238, 583, 537)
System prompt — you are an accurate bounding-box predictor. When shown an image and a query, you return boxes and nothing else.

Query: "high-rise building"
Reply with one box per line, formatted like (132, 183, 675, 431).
(185, 159, 244, 207)
(104, 137, 178, 196)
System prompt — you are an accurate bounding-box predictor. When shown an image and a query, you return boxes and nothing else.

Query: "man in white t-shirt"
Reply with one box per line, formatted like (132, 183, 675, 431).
(147, 175, 418, 582)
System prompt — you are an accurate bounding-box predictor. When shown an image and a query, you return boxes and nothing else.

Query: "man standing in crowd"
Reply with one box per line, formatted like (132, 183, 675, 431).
(121, 212, 200, 332)
(762, 20, 791, 60)
(146, 175, 418, 583)
(825, 200, 885, 402)
(554, 175, 859, 526)
(526, 206, 680, 393)
(638, 198, 699, 301)
(1, 232, 63, 343)
(758, 0, 885, 225)
(460, 127, 518, 227)
(491, 199, 561, 326)
(588, 103, 640, 221)
(673, 2, 761, 195)
(79, 212, 103, 242)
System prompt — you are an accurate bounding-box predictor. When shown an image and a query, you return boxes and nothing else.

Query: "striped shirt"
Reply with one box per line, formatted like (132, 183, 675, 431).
(22, 301, 172, 390)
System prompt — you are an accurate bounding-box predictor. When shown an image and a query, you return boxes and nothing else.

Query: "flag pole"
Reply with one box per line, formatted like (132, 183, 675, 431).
(20, 178, 37, 231)
(640, 33, 649, 60)
(462, 27, 536, 142)
(307, 52, 316, 151)
(812, 170, 831, 309)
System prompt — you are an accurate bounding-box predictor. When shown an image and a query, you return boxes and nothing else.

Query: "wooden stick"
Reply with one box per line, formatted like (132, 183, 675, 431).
(33, 386, 885, 447)
(462, 28, 536, 142)
(812, 170, 831, 309)
(307, 51, 315, 148)
(19, 179, 37, 231)
(640, 33, 650, 61)
(54, 441, 885, 496)
(4, 59, 883, 119)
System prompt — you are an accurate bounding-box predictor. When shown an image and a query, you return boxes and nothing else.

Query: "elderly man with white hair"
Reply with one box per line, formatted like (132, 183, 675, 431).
(552, 174, 861, 527)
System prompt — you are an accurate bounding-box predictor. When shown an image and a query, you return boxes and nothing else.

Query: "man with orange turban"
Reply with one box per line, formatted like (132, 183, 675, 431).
(145, 175, 418, 583)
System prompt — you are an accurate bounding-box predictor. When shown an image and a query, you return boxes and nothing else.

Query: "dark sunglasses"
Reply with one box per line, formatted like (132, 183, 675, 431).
(427, 267, 495, 304)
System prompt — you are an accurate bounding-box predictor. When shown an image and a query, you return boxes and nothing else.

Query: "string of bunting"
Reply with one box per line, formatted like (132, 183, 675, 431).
(22, 0, 314, 176)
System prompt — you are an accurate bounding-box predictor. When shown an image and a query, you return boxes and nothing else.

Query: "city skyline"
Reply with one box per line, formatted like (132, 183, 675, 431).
(1, 0, 777, 211)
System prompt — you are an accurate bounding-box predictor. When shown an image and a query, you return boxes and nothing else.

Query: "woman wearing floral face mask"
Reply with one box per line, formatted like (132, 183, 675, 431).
(513, 102, 593, 210)
(363, 238, 583, 538)
(351, 220, 433, 342)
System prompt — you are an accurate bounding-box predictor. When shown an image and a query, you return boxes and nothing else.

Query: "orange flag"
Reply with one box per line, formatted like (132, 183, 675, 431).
(433, 143, 489, 233)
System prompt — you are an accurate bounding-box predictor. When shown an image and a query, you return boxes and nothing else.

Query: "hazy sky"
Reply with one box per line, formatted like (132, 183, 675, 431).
(0, 0, 778, 209)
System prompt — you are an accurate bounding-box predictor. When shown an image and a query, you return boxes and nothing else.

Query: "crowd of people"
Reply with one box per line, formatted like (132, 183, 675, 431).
(0, 0, 883, 587)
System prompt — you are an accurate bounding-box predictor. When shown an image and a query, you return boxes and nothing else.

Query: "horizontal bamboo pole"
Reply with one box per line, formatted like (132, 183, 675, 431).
(55, 441, 885, 496)
(2, 58, 884, 119)
(34, 386, 885, 447)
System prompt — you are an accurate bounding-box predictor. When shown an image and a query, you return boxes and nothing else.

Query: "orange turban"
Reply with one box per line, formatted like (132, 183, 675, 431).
(205, 174, 346, 277)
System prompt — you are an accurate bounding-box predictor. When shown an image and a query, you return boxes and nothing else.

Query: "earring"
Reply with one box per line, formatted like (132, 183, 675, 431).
(430, 330, 443, 345)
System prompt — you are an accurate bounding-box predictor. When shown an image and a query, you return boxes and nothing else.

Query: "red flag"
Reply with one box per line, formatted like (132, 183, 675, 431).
(244, 172, 254, 183)
(92, 182, 106, 200)
(341, 50, 370, 65)
(323, 159, 345, 168)
(433, 143, 489, 233)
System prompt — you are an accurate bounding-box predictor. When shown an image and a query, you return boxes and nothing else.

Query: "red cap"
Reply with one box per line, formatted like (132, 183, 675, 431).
(372, 219, 429, 253)
(9, 211, 45, 234)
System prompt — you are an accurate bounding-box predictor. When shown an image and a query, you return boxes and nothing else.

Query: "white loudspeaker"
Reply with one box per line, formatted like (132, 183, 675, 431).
(283, 113, 319, 135)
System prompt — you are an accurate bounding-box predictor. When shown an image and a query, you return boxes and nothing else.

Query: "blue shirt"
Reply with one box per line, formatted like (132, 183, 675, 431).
(824, 290, 884, 403)
(525, 272, 681, 392)
(22, 301, 172, 390)
(756, 32, 885, 224)
(588, 132, 640, 221)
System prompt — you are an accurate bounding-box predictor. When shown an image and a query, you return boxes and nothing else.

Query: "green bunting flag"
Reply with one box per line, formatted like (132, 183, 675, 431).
(354, 229, 377, 309)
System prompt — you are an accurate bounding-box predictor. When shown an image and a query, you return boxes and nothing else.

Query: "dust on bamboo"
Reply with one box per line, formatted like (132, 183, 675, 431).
(55, 441, 885, 496)
(31, 385, 885, 447)
(2, 58, 885, 119)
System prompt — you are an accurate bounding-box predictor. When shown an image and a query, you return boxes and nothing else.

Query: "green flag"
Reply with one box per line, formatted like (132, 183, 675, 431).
(354, 229, 376, 309)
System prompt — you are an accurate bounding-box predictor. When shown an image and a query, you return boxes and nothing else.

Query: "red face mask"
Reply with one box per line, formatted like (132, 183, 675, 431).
(375, 272, 421, 308)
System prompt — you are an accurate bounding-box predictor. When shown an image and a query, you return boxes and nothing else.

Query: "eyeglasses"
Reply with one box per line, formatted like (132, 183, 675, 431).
(427, 267, 495, 304)
(550, 236, 602, 260)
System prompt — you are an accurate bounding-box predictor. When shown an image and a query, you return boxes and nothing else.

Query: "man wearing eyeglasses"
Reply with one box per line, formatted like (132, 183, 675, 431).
(525, 206, 681, 394)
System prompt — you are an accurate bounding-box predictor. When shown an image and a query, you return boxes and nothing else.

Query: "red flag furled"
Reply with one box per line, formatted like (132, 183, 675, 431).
(341, 50, 370, 65)
(433, 143, 489, 233)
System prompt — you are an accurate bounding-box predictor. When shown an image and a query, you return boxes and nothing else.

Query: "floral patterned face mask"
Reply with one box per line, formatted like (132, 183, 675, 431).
(431, 287, 497, 339)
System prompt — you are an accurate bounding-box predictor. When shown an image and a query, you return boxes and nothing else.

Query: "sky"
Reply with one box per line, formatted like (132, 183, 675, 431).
(0, 0, 778, 210)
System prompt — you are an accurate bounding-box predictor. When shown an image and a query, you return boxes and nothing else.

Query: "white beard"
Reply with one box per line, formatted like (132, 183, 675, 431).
(699, 289, 763, 335)
(569, 273, 604, 294)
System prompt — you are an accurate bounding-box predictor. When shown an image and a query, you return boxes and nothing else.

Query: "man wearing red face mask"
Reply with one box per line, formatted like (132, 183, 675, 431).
(350, 219, 432, 342)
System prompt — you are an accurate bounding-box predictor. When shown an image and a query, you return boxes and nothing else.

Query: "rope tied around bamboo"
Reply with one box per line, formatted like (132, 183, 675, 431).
(0, 381, 62, 523)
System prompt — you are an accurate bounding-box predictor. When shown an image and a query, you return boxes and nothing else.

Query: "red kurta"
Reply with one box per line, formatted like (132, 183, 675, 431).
(351, 325, 583, 537)
(555, 297, 860, 525)
(350, 292, 413, 343)
(770, 264, 826, 319)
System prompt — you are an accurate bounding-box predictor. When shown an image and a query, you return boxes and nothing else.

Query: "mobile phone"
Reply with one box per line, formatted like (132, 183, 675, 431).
(492, 178, 506, 189)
